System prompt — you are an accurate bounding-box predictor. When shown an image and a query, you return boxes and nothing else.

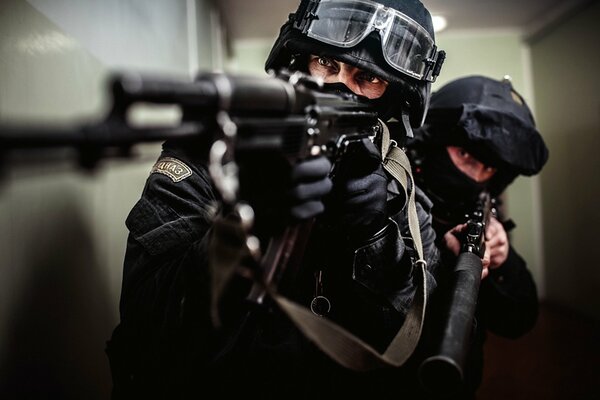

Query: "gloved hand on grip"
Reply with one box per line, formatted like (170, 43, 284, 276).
(324, 138, 389, 242)
(237, 152, 333, 238)
(288, 156, 334, 220)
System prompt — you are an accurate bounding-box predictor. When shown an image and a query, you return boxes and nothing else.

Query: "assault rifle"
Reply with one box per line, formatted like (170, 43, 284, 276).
(0, 69, 383, 304)
(419, 191, 494, 395)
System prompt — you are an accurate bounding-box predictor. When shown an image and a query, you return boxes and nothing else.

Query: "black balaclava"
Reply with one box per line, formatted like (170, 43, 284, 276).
(413, 146, 487, 224)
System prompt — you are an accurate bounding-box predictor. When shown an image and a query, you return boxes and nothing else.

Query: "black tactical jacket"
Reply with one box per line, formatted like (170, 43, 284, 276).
(106, 138, 442, 399)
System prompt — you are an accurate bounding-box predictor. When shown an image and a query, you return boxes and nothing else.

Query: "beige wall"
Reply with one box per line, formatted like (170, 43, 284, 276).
(0, 0, 221, 396)
(529, 0, 600, 321)
(226, 38, 273, 75)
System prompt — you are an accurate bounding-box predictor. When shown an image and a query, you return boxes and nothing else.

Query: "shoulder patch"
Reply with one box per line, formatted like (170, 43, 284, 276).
(150, 157, 192, 182)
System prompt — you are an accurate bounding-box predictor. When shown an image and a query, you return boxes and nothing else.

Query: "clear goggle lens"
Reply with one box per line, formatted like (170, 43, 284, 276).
(298, 0, 442, 82)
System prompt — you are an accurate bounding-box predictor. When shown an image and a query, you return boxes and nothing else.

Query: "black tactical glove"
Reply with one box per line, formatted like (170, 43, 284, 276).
(324, 138, 388, 242)
(237, 152, 332, 238)
(288, 156, 334, 220)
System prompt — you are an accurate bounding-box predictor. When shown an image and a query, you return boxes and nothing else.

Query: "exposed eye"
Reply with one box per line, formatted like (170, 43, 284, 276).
(357, 72, 383, 84)
(308, 55, 339, 74)
(458, 148, 469, 158)
(317, 57, 332, 67)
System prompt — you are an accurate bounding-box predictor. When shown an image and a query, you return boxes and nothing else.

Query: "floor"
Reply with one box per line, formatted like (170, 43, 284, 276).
(477, 302, 600, 399)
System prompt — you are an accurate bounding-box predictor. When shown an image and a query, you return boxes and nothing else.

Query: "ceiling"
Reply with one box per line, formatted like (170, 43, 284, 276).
(217, 0, 593, 42)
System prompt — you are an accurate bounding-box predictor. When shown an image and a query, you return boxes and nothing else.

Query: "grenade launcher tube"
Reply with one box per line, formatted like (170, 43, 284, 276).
(418, 251, 483, 396)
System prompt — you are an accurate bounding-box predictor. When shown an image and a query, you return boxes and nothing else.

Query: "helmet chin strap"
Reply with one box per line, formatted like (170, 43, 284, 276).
(401, 109, 413, 138)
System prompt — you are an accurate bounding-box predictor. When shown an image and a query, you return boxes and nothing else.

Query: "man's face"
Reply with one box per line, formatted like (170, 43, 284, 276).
(446, 146, 497, 183)
(307, 55, 389, 99)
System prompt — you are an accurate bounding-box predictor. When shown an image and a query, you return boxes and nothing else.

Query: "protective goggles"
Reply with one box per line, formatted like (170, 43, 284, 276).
(293, 0, 445, 82)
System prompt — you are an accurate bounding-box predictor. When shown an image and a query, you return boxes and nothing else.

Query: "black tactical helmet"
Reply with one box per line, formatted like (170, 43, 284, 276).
(265, 0, 445, 128)
(411, 75, 549, 197)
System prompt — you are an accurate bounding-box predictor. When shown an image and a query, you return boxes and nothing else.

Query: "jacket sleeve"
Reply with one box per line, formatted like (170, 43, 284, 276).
(117, 146, 224, 368)
(476, 245, 539, 338)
